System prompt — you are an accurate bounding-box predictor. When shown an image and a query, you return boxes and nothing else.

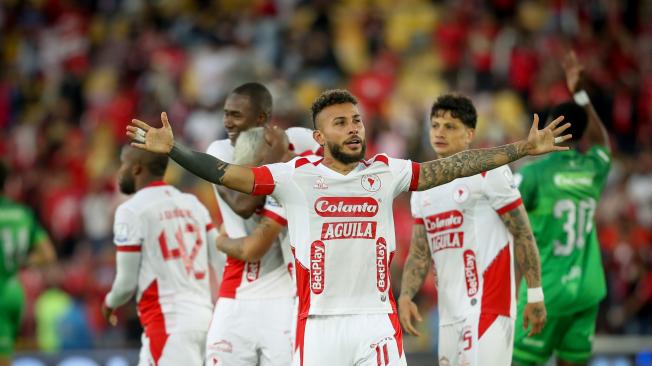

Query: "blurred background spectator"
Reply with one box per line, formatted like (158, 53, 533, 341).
(1, 0, 651, 356)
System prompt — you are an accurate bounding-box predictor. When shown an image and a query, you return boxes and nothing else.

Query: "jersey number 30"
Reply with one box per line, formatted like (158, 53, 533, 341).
(553, 198, 596, 256)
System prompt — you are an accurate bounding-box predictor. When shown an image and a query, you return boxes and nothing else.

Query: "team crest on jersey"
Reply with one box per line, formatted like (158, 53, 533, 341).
(453, 184, 469, 203)
(361, 174, 381, 192)
(313, 176, 328, 190)
(114, 223, 129, 244)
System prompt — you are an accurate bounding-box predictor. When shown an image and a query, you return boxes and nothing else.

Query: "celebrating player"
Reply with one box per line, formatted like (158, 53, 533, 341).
(102, 146, 223, 366)
(511, 52, 611, 366)
(399, 94, 546, 366)
(204, 83, 319, 366)
(126, 89, 571, 366)
(0, 162, 56, 366)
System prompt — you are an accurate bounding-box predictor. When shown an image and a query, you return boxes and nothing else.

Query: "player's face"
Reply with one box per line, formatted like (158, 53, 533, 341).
(223, 93, 263, 145)
(429, 111, 474, 158)
(314, 103, 366, 164)
(117, 148, 136, 195)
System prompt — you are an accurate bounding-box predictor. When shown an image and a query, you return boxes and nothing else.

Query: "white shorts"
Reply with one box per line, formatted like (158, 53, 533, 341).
(205, 297, 294, 366)
(138, 331, 206, 366)
(293, 313, 407, 366)
(438, 314, 514, 366)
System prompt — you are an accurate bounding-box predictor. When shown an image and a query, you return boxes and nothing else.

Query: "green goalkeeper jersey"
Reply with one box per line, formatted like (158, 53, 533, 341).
(515, 145, 611, 315)
(0, 196, 47, 285)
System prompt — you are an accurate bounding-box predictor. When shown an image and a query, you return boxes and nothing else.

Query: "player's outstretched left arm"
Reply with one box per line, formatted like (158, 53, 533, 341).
(127, 113, 286, 194)
(417, 114, 571, 191)
(499, 205, 547, 336)
(216, 217, 284, 262)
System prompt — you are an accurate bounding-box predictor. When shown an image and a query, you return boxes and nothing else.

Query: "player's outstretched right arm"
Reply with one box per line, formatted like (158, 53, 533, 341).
(398, 223, 432, 336)
(127, 112, 279, 194)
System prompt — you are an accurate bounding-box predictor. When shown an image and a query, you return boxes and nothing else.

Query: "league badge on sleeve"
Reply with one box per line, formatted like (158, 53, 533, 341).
(114, 223, 130, 244)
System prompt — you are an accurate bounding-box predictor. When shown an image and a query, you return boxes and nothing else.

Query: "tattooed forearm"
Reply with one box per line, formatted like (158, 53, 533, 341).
(500, 205, 542, 288)
(400, 224, 433, 300)
(169, 141, 231, 185)
(418, 142, 529, 191)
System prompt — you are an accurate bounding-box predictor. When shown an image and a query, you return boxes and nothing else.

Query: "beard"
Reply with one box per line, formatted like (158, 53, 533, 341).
(328, 140, 366, 164)
(118, 175, 136, 195)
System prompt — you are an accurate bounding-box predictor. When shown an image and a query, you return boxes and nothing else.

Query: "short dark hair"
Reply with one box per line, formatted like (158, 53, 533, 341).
(0, 161, 7, 191)
(430, 94, 477, 129)
(232, 82, 273, 122)
(129, 147, 169, 177)
(311, 89, 358, 128)
(548, 101, 588, 143)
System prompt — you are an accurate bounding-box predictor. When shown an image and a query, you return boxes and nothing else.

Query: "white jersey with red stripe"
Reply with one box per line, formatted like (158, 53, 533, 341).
(112, 182, 215, 333)
(206, 131, 319, 300)
(410, 165, 521, 327)
(251, 154, 420, 317)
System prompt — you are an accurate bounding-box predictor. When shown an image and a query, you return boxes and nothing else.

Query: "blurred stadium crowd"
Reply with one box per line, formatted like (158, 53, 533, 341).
(1, 0, 651, 354)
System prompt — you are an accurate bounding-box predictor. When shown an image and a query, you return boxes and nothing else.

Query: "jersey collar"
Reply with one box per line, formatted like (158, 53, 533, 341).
(145, 180, 168, 188)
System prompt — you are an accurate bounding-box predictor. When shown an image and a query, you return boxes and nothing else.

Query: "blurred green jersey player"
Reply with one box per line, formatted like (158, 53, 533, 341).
(512, 52, 611, 366)
(0, 162, 56, 366)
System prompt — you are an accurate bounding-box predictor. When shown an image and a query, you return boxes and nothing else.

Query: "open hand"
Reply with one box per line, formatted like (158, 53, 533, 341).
(398, 296, 423, 336)
(562, 51, 584, 93)
(526, 114, 572, 155)
(127, 112, 175, 154)
(522, 301, 547, 336)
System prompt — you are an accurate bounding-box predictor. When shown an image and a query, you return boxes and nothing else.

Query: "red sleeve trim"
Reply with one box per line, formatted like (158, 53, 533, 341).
(409, 162, 420, 191)
(260, 209, 288, 227)
(496, 198, 523, 215)
(116, 245, 141, 252)
(206, 223, 215, 232)
(251, 166, 275, 196)
(414, 217, 424, 225)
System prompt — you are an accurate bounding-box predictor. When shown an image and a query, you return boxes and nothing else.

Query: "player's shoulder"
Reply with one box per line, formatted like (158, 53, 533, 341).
(206, 138, 232, 159)
(286, 127, 320, 156)
(289, 155, 322, 169)
(584, 144, 611, 165)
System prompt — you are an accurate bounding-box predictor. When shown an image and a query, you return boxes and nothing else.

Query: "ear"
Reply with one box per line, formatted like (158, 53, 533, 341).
(313, 129, 325, 146)
(257, 111, 267, 126)
(132, 163, 143, 177)
(466, 128, 476, 142)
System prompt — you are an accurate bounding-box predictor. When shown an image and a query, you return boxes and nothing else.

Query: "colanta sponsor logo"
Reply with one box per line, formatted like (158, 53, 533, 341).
(314, 197, 379, 217)
(424, 210, 464, 233)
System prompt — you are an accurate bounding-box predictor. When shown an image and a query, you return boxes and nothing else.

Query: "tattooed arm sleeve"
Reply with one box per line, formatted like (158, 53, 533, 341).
(500, 204, 542, 288)
(417, 142, 529, 191)
(400, 224, 433, 300)
(169, 142, 255, 193)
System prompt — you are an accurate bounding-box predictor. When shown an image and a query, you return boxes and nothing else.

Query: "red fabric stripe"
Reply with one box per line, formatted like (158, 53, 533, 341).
(478, 313, 499, 339)
(116, 245, 141, 252)
(206, 223, 215, 231)
(373, 154, 389, 165)
(376, 346, 382, 366)
(414, 217, 424, 225)
(260, 209, 288, 226)
(251, 166, 275, 195)
(137, 281, 168, 365)
(146, 180, 168, 188)
(480, 171, 488, 178)
(295, 157, 310, 168)
(295, 256, 311, 366)
(409, 162, 420, 191)
(218, 256, 246, 298)
(495, 198, 523, 215)
(314, 146, 324, 157)
(479, 244, 511, 338)
(387, 252, 404, 357)
(296, 317, 307, 366)
(383, 343, 389, 365)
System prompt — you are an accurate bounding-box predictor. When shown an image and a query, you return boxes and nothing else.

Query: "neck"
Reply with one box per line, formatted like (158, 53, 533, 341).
(321, 155, 359, 175)
(136, 176, 165, 191)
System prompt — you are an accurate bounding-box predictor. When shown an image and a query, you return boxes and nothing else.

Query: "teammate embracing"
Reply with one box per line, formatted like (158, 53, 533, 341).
(398, 94, 546, 366)
(512, 52, 611, 366)
(126, 88, 571, 365)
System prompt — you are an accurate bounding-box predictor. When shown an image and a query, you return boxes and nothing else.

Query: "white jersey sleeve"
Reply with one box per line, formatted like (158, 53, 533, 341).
(260, 196, 288, 227)
(482, 166, 523, 215)
(388, 156, 420, 197)
(251, 159, 296, 201)
(113, 205, 144, 249)
(410, 192, 424, 221)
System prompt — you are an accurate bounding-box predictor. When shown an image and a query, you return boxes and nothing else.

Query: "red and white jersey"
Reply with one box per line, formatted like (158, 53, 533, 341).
(113, 182, 215, 333)
(206, 130, 318, 300)
(251, 154, 420, 318)
(410, 166, 522, 326)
